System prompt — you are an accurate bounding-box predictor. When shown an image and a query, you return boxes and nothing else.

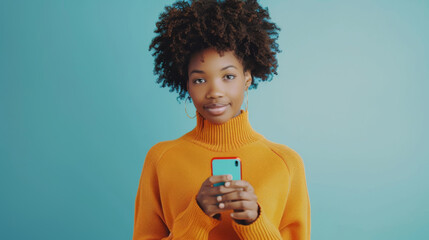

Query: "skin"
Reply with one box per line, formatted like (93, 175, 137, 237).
(187, 48, 259, 224)
(196, 175, 260, 225)
(187, 48, 252, 125)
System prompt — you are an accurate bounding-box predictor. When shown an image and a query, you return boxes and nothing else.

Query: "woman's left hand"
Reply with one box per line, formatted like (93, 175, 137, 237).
(217, 180, 260, 225)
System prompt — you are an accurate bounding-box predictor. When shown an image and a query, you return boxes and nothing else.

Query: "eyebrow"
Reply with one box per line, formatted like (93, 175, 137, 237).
(189, 65, 237, 75)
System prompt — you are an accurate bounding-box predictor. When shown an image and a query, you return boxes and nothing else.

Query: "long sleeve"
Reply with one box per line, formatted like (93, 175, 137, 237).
(133, 111, 311, 239)
(231, 204, 283, 239)
(279, 153, 311, 239)
(133, 144, 221, 240)
(230, 149, 311, 240)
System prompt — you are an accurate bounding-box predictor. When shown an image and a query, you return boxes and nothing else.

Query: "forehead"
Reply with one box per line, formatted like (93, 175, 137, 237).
(188, 48, 243, 70)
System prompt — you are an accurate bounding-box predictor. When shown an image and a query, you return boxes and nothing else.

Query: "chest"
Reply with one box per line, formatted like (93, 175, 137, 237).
(156, 145, 291, 227)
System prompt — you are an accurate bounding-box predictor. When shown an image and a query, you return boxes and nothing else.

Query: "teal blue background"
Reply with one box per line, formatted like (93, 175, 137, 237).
(1, 0, 428, 239)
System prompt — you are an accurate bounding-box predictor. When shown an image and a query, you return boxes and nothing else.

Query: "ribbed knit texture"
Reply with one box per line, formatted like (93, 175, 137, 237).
(184, 110, 264, 152)
(231, 204, 282, 239)
(133, 110, 311, 240)
(172, 196, 220, 239)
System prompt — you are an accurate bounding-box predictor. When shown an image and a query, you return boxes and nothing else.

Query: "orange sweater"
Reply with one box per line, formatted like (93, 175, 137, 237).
(133, 110, 311, 239)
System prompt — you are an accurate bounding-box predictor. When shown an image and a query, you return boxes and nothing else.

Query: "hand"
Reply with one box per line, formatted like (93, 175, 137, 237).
(219, 180, 259, 225)
(196, 176, 260, 224)
(196, 175, 243, 219)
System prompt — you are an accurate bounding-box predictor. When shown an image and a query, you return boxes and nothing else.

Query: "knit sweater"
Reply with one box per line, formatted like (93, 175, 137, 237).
(133, 110, 311, 239)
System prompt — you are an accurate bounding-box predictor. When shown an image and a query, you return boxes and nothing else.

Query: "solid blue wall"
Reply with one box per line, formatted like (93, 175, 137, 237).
(1, 0, 428, 239)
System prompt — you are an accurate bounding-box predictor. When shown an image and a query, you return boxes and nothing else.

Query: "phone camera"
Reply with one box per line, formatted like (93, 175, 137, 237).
(235, 160, 238, 166)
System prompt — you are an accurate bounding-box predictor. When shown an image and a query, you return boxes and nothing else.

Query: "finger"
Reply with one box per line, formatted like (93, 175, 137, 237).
(198, 194, 226, 206)
(205, 184, 243, 196)
(198, 196, 218, 207)
(228, 180, 254, 192)
(219, 190, 258, 202)
(230, 209, 259, 221)
(220, 200, 259, 212)
(205, 201, 231, 216)
(204, 175, 232, 187)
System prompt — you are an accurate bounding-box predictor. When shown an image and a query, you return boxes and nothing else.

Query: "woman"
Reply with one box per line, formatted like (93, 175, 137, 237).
(133, 0, 311, 239)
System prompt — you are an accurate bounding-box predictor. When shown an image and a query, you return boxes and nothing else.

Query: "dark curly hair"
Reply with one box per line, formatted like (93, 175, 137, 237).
(149, 0, 281, 101)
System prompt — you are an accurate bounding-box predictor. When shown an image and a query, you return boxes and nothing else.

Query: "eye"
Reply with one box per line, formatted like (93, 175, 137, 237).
(224, 74, 236, 80)
(193, 78, 205, 84)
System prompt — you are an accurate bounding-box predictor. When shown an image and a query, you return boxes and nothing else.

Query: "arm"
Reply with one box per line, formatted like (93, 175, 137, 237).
(231, 151, 311, 240)
(133, 144, 220, 240)
(133, 148, 169, 239)
(278, 154, 311, 239)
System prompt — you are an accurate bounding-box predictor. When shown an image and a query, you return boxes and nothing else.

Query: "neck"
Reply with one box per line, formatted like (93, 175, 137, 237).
(183, 110, 263, 152)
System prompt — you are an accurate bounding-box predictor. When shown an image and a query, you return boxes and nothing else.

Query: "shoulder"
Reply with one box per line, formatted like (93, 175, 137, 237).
(259, 138, 305, 175)
(144, 138, 185, 167)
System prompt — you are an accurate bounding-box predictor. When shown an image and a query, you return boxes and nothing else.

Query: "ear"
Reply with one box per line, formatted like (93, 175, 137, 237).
(244, 70, 252, 90)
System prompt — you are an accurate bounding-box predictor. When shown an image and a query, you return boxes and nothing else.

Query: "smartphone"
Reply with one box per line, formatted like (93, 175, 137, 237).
(211, 157, 242, 187)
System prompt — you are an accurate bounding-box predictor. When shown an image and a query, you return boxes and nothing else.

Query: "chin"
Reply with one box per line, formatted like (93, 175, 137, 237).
(210, 118, 227, 125)
(204, 114, 230, 125)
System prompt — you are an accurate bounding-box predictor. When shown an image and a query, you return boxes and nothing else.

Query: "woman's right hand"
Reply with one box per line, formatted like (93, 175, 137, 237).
(196, 174, 242, 218)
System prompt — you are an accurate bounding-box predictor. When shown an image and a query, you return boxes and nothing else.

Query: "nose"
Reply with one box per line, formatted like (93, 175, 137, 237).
(206, 79, 224, 99)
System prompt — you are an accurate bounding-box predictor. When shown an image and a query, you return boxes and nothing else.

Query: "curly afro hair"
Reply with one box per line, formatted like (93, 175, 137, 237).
(149, 0, 281, 101)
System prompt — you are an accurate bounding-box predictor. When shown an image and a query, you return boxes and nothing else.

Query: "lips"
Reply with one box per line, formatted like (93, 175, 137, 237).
(204, 103, 229, 115)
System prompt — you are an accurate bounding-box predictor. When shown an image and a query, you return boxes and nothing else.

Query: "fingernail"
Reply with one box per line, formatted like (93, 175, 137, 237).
(230, 213, 234, 217)
(227, 175, 232, 180)
(225, 182, 230, 187)
(219, 203, 224, 209)
(217, 196, 222, 202)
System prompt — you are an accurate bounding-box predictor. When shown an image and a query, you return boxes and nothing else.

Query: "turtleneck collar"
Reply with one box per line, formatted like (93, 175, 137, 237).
(182, 110, 264, 152)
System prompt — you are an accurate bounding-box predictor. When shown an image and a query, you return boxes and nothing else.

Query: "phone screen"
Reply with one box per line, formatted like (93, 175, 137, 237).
(211, 157, 242, 187)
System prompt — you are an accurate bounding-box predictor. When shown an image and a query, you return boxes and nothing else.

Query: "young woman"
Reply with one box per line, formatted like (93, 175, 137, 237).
(133, 0, 311, 239)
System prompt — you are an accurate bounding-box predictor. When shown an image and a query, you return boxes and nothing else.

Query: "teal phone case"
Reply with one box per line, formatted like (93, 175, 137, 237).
(211, 157, 242, 187)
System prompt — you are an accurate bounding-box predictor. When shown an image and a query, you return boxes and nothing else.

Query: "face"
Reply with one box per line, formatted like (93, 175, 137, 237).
(187, 48, 252, 124)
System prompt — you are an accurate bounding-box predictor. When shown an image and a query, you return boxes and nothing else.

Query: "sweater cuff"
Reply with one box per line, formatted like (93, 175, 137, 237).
(231, 204, 282, 240)
(172, 195, 220, 238)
